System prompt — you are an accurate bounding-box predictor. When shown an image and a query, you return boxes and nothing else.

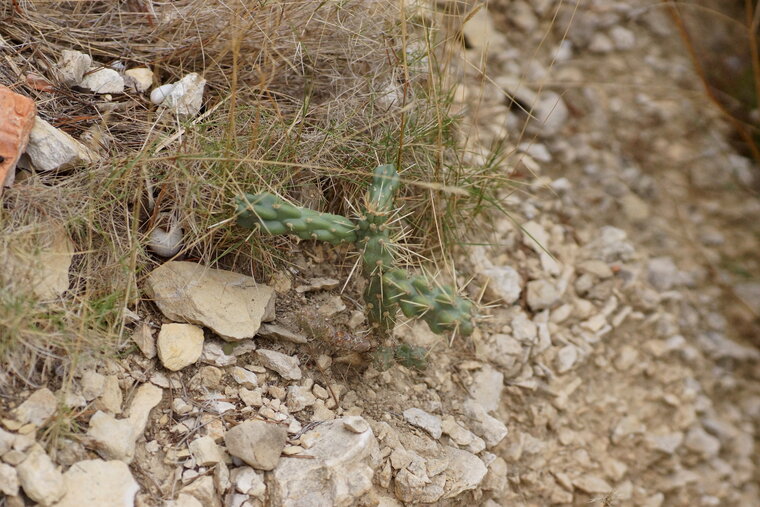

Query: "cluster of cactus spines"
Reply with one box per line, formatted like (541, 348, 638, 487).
(235, 164, 476, 337)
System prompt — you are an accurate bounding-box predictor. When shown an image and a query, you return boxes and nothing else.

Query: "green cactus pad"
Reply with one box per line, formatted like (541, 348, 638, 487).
(236, 193, 357, 244)
(382, 269, 476, 336)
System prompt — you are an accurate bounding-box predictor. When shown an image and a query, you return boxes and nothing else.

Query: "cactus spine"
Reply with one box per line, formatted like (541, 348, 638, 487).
(236, 164, 476, 337)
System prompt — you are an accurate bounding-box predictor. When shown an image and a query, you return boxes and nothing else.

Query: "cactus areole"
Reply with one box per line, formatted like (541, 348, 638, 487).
(236, 164, 476, 337)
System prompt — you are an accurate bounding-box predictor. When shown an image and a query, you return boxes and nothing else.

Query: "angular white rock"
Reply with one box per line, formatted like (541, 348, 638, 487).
(145, 261, 275, 342)
(189, 436, 224, 465)
(160, 73, 205, 118)
(79, 68, 124, 94)
(157, 323, 204, 371)
(403, 408, 442, 439)
(58, 50, 92, 86)
(224, 420, 288, 471)
(0, 462, 18, 496)
(12, 387, 58, 427)
(256, 349, 301, 380)
(271, 418, 378, 506)
(55, 459, 139, 507)
(16, 445, 66, 505)
(24, 116, 99, 171)
(463, 399, 508, 448)
(124, 67, 153, 92)
(86, 383, 162, 463)
(468, 365, 504, 413)
(230, 366, 258, 389)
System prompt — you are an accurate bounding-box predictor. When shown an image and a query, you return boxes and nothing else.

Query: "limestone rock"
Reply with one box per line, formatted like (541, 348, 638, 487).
(230, 366, 258, 389)
(55, 459, 139, 507)
(86, 383, 162, 463)
(463, 399, 508, 448)
(157, 323, 204, 371)
(80, 370, 105, 401)
(257, 323, 308, 344)
(124, 68, 153, 93)
(230, 467, 265, 498)
(16, 445, 65, 505)
(57, 50, 92, 86)
(224, 420, 287, 470)
(23, 116, 99, 171)
(441, 446, 488, 499)
(270, 417, 378, 506)
(481, 265, 522, 304)
(160, 73, 205, 118)
(403, 408, 442, 439)
(286, 385, 316, 413)
(189, 436, 224, 466)
(468, 365, 504, 413)
(0, 463, 18, 496)
(526, 279, 561, 311)
(12, 388, 57, 427)
(4, 224, 74, 299)
(180, 476, 220, 507)
(573, 474, 612, 494)
(256, 349, 302, 380)
(131, 322, 156, 359)
(79, 68, 124, 94)
(145, 261, 275, 341)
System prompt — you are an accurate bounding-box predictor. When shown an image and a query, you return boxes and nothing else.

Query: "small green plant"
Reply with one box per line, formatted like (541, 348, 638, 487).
(236, 164, 477, 337)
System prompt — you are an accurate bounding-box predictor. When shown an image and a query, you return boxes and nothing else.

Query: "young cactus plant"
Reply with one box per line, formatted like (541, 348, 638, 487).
(236, 164, 476, 337)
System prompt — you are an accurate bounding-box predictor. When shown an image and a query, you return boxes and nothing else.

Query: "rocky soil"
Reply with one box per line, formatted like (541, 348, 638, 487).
(2, 1, 759, 506)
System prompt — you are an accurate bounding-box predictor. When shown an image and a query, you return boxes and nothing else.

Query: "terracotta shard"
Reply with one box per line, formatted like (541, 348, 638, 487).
(0, 86, 36, 192)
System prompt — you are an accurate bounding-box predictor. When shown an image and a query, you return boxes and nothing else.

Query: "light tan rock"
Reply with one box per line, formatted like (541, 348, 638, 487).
(189, 435, 224, 465)
(12, 388, 57, 427)
(131, 322, 156, 358)
(124, 68, 153, 93)
(157, 323, 204, 371)
(55, 459, 139, 507)
(86, 383, 162, 463)
(23, 116, 99, 171)
(270, 417, 378, 506)
(16, 445, 65, 505)
(145, 261, 275, 341)
(4, 224, 73, 299)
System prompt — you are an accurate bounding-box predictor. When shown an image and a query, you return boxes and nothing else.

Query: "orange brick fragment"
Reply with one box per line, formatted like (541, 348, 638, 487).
(0, 86, 36, 193)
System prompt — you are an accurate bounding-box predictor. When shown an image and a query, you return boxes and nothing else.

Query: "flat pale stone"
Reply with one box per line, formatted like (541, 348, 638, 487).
(270, 417, 378, 506)
(23, 116, 99, 171)
(4, 224, 74, 299)
(131, 322, 156, 358)
(256, 349, 301, 380)
(86, 383, 162, 463)
(161, 73, 205, 118)
(79, 68, 124, 94)
(157, 323, 204, 371)
(189, 436, 224, 465)
(55, 459, 139, 507)
(58, 50, 92, 86)
(224, 420, 287, 471)
(145, 261, 275, 342)
(16, 445, 65, 505)
(124, 68, 153, 92)
(403, 408, 442, 439)
(12, 388, 57, 427)
(0, 463, 19, 496)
